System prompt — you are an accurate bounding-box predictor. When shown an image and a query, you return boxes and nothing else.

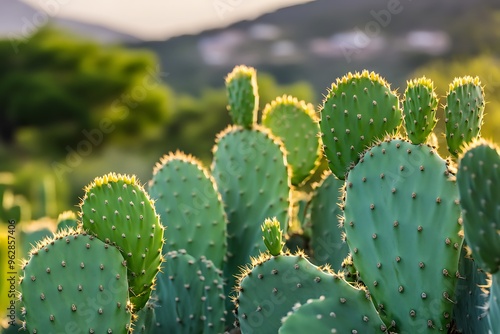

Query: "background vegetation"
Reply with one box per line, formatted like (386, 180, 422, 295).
(0, 0, 499, 224)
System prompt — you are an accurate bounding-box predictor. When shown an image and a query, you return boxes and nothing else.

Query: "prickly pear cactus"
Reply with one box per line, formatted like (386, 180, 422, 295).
(488, 273, 500, 331)
(452, 244, 490, 334)
(309, 171, 349, 271)
(279, 295, 386, 334)
(80, 173, 164, 310)
(262, 95, 322, 186)
(261, 217, 284, 256)
(148, 151, 227, 269)
(225, 65, 258, 129)
(402, 77, 438, 145)
(235, 251, 385, 333)
(343, 139, 463, 332)
(445, 76, 484, 157)
(133, 301, 157, 333)
(211, 125, 290, 297)
(153, 250, 226, 334)
(19, 230, 132, 333)
(319, 70, 402, 179)
(457, 140, 500, 274)
(56, 210, 78, 231)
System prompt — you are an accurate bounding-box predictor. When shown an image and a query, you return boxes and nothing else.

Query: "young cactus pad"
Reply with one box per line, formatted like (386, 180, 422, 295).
(261, 217, 284, 256)
(262, 95, 322, 186)
(80, 173, 164, 310)
(457, 140, 500, 273)
(343, 139, 463, 332)
(278, 295, 386, 334)
(225, 65, 259, 129)
(19, 230, 132, 333)
(148, 151, 227, 269)
(309, 171, 349, 271)
(402, 77, 438, 145)
(235, 251, 384, 333)
(445, 76, 484, 156)
(211, 125, 290, 296)
(320, 70, 402, 179)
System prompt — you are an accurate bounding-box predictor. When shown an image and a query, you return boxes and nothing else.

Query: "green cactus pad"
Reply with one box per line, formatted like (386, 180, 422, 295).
(153, 250, 226, 334)
(452, 244, 490, 333)
(211, 125, 290, 297)
(457, 140, 500, 273)
(19, 230, 132, 333)
(56, 210, 79, 231)
(343, 139, 463, 332)
(487, 272, 500, 331)
(445, 76, 484, 157)
(261, 217, 284, 256)
(320, 70, 402, 179)
(19, 219, 55, 260)
(262, 95, 322, 185)
(225, 65, 258, 129)
(133, 302, 157, 333)
(148, 151, 227, 269)
(279, 295, 386, 334)
(235, 251, 385, 333)
(80, 173, 164, 310)
(402, 77, 438, 145)
(309, 171, 349, 271)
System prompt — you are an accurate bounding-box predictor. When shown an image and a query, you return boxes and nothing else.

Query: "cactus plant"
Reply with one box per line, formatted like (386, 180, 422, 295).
(319, 70, 402, 180)
(445, 76, 484, 157)
(235, 220, 385, 333)
(133, 301, 157, 333)
(342, 139, 463, 332)
(279, 295, 386, 334)
(211, 125, 290, 301)
(262, 95, 322, 186)
(148, 151, 227, 269)
(80, 173, 164, 310)
(309, 171, 349, 270)
(402, 77, 438, 145)
(152, 250, 226, 333)
(225, 65, 258, 129)
(56, 210, 78, 231)
(457, 140, 500, 274)
(452, 244, 490, 333)
(19, 229, 132, 333)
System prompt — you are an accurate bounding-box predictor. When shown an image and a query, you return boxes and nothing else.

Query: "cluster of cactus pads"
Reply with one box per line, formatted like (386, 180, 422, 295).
(11, 64, 500, 334)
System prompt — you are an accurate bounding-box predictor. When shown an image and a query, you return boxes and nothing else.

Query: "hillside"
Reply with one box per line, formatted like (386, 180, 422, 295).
(129, 0, 500, 101)
(0, 0, 141, 44)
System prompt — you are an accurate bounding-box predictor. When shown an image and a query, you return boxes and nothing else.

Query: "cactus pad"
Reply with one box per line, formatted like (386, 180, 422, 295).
(402, 77, 438, 144)
(235, 251, 384, 333)
(343, 139, 463, 332)
(262, 95, 322, 185)
(153, 250, 226, 333)
(457, 140, 500, 273)
(320, 70, 402, 179)
(211, 125, 290, 296)
(279, 295, 386, 334)
(309, 171, 349, 271)
(148, 151, 227, 269)
(445, 76, 484, 156)
(80, 173, 164, 310)
(19, 230, 132, 333)
(225, 65, 258, 129)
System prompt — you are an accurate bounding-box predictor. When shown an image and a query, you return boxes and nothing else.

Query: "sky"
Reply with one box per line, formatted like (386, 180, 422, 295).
(20, 0, 313, 40)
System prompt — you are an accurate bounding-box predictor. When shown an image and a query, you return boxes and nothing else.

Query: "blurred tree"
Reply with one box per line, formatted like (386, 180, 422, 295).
(0, 27, 173, 157)
(411, 55, 500, 144)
